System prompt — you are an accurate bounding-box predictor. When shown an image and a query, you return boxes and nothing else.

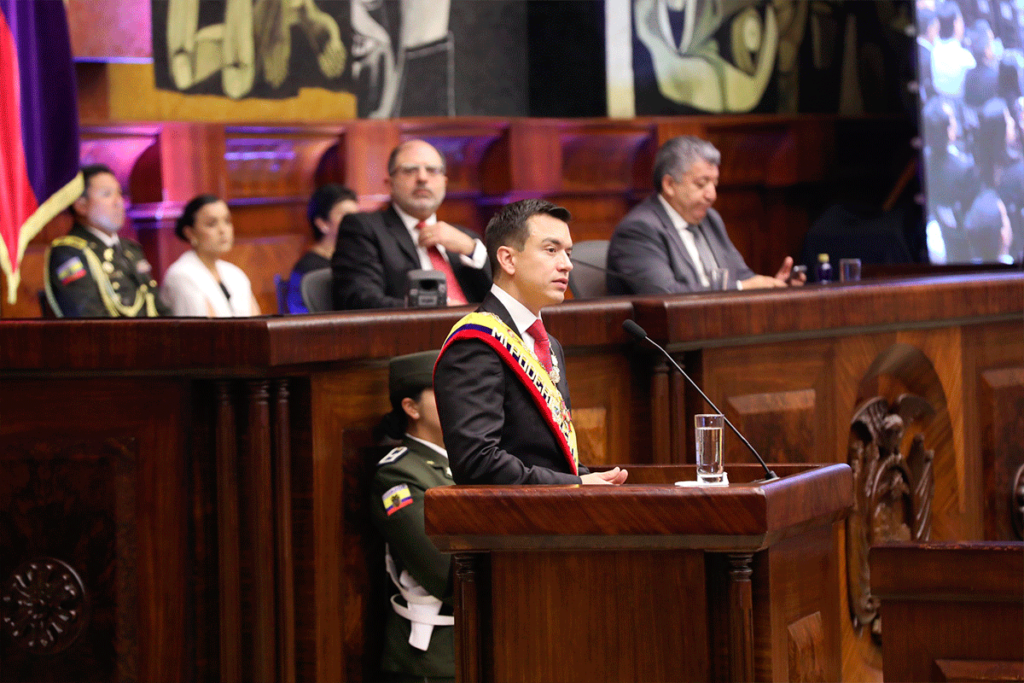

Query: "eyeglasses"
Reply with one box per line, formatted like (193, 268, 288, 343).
(391, 164, 445, 178)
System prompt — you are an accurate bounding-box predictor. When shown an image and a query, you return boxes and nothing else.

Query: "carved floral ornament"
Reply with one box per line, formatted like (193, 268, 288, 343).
(846, 394, 935, 641)
(1, 557, 88, 654)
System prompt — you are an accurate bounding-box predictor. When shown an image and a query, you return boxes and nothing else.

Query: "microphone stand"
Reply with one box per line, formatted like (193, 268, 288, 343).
(623, 320, 778, 481)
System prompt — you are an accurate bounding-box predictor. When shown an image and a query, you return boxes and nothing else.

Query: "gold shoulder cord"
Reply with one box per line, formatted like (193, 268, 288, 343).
(45, 236, 151, 318)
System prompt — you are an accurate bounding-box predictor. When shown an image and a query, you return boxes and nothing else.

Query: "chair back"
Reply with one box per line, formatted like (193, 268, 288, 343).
(568, 240, 610, 299)
(301, 268, 334, 312)
(274, 274, 290, 315)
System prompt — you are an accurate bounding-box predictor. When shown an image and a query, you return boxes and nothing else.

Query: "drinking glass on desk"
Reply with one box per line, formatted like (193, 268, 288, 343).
(695, 414, 724, 484)
(709, 267, 731, 291)
(840, 258, 862, 282)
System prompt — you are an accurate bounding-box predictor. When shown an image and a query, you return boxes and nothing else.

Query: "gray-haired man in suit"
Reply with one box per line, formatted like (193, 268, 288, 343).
(607, 136, 805, 295)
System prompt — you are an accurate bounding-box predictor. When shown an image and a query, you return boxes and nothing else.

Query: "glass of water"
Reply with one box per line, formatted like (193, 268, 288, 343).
(695, 414, 725, 484)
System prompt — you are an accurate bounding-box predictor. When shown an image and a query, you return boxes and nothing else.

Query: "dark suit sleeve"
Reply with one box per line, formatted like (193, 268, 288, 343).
(370, 468, 452, 603)
(435, 339, 584, 485)
(331, 213, 405, 310)
(607, 216, 702, 295)
(47, 245, 108, 317)
(450, 229, 492, 303)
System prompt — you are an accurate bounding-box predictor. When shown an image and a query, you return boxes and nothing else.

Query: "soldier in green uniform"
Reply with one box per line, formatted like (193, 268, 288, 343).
(370, 350, 455, 683)
(44, 164, 164, 318)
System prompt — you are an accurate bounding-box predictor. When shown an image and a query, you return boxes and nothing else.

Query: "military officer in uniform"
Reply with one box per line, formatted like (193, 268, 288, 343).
(370, 350, 455, 683)
(44, 164, 164, 318)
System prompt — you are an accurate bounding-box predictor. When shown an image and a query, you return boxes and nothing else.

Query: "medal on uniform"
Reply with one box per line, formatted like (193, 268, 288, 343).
(102, 261, 115, 273)
(549, 355, 560, 384)
(103, 247, 114, 261)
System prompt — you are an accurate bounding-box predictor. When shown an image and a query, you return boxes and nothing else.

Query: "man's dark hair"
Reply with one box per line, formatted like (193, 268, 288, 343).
(69, 163, 117, 218)
(307, 184, 357, 240)
(922, 97, 955, 154)
(651, 136, 721, 191)
(937, 2, 961, 40)
(386, 139, 447, 175)
(484, 198, 571, 277)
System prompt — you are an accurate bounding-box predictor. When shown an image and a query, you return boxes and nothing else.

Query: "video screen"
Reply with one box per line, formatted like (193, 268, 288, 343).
(915, 0, 1024, 264)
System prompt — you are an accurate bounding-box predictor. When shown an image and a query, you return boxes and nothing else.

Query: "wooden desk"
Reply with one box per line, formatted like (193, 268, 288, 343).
(0, 274, 1021, 681)
(425, 463, 853, 683)
(871, 543, 1024, 683)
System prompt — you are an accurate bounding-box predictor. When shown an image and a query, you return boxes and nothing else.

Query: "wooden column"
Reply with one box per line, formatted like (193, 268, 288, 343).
(273, 380, 296, 683)
(454, 553, 486, 683)
(244, 380, 276, 683)
(651, 357, 672, 464)
(215, 381, 243, 683)
(726, 553, 755, 683)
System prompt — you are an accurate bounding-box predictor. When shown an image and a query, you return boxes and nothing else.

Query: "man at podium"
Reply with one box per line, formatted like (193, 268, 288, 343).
(433, 198, 627, 486)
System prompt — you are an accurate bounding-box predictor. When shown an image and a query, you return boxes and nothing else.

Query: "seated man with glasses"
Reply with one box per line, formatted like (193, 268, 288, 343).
(331, 139, 491, 309)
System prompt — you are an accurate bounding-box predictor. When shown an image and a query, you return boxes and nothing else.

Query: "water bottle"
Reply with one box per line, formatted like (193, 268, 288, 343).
(816, 254, 833, 284)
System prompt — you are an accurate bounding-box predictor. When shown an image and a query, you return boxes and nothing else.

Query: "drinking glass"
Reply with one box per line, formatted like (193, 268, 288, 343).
(695, 414, 725, 484)
(840, 258, 862, 282)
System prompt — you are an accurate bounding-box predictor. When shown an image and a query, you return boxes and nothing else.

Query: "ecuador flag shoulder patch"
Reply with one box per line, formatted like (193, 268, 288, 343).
(382, 484, 413, 516)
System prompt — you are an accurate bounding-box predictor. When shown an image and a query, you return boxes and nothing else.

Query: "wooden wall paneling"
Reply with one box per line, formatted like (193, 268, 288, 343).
(963, 321, 1024, 540)
(698, 338, 835, 469)
(870, 543, 1024, 683)
(751, 525, 842, 683)
(158, 123, 227, 202)
(215, 381, 244, 683)
(298, 364, 391, 682)
(224, 126, 342, 202)
(490, 549, 709, 683)
(980, 367, 1024, 541)
(563, 350, 638, 467)
(0, 378, 190, 682)
(337, 120, 400, 201)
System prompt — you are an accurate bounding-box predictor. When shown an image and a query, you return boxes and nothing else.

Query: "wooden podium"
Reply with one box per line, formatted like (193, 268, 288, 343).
(425, 463, 853, 683)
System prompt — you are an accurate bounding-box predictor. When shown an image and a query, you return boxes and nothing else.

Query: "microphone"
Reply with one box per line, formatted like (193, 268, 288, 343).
(622, 319, 778, 481)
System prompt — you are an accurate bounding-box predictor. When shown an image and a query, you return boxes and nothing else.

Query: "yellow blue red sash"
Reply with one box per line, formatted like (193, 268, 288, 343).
(438, 311, 578, 476)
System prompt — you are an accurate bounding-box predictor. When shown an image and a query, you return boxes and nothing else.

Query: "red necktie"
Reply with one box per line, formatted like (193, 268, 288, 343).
(526, 319, 553, 374)
(418, 221, 467, 306)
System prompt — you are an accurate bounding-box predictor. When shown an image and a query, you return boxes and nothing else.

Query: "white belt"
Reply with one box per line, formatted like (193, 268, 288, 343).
(385, 545, 454, 651)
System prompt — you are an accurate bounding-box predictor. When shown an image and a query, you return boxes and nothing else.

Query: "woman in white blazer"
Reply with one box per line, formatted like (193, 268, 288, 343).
(160, 194, 260, 317)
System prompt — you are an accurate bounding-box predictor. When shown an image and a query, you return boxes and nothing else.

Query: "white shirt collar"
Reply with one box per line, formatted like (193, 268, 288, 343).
(405, 434, 448, 460)
(84, 224, 121, 248)
(657, 193, 690, 231)
(489, 283, 539, 338)
(392, 203, 436, 230)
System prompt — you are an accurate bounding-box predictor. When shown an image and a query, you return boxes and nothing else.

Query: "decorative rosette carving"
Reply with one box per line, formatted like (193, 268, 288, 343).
(2, 558, 88, 654)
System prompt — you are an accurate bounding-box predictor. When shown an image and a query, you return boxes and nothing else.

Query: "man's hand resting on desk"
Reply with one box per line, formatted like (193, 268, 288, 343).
(739, 256, 807, 289)
(580, 467, 629, 485)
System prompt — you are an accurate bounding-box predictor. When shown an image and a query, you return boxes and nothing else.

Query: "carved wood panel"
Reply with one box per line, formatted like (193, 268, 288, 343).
(979, 367, 1024, 540)
(697, 339, 833, 469)
(727, 389, 816, 465)
(787, 611, 826, 683)
(0, 436, 138, 682)
(565, 351, 646, 466)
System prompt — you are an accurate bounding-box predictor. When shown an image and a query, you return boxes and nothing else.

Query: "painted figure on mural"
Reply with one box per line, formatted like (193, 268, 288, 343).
(165, 0, 345, 98)
(350, 0, 455, 117)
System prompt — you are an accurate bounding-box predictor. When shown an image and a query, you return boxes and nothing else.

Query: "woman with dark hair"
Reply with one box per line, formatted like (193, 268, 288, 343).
(286, 184, 358, 313)
(974, 96, 1017, 186)
(160, 194, 260, 317)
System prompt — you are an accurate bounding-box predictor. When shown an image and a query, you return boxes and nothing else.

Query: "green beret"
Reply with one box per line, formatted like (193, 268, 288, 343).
(389, 350, 440, 405)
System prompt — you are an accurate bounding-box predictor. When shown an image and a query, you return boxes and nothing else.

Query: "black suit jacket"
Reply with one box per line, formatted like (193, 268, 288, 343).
(606, 196, 755, 295)
(434, 293, 589, 485)
(331, 206, 491, 310)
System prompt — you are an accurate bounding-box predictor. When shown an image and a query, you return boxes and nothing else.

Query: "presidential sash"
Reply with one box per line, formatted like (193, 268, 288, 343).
(438, 311, 579, 476)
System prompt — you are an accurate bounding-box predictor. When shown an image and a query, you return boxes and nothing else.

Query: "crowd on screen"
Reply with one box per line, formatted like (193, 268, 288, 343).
(917, 0, 1024, 263)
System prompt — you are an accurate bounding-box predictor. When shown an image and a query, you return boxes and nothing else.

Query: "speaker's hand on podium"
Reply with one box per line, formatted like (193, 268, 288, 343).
(580, 467, 628, 485)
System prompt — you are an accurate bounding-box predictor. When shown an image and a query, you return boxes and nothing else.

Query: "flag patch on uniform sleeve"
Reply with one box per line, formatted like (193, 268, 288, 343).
(383, 484, 413, 516)
(56, 256, 86, 285)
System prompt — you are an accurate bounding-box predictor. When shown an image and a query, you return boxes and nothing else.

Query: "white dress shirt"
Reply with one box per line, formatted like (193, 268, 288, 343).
(490, 283, 543, 357)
